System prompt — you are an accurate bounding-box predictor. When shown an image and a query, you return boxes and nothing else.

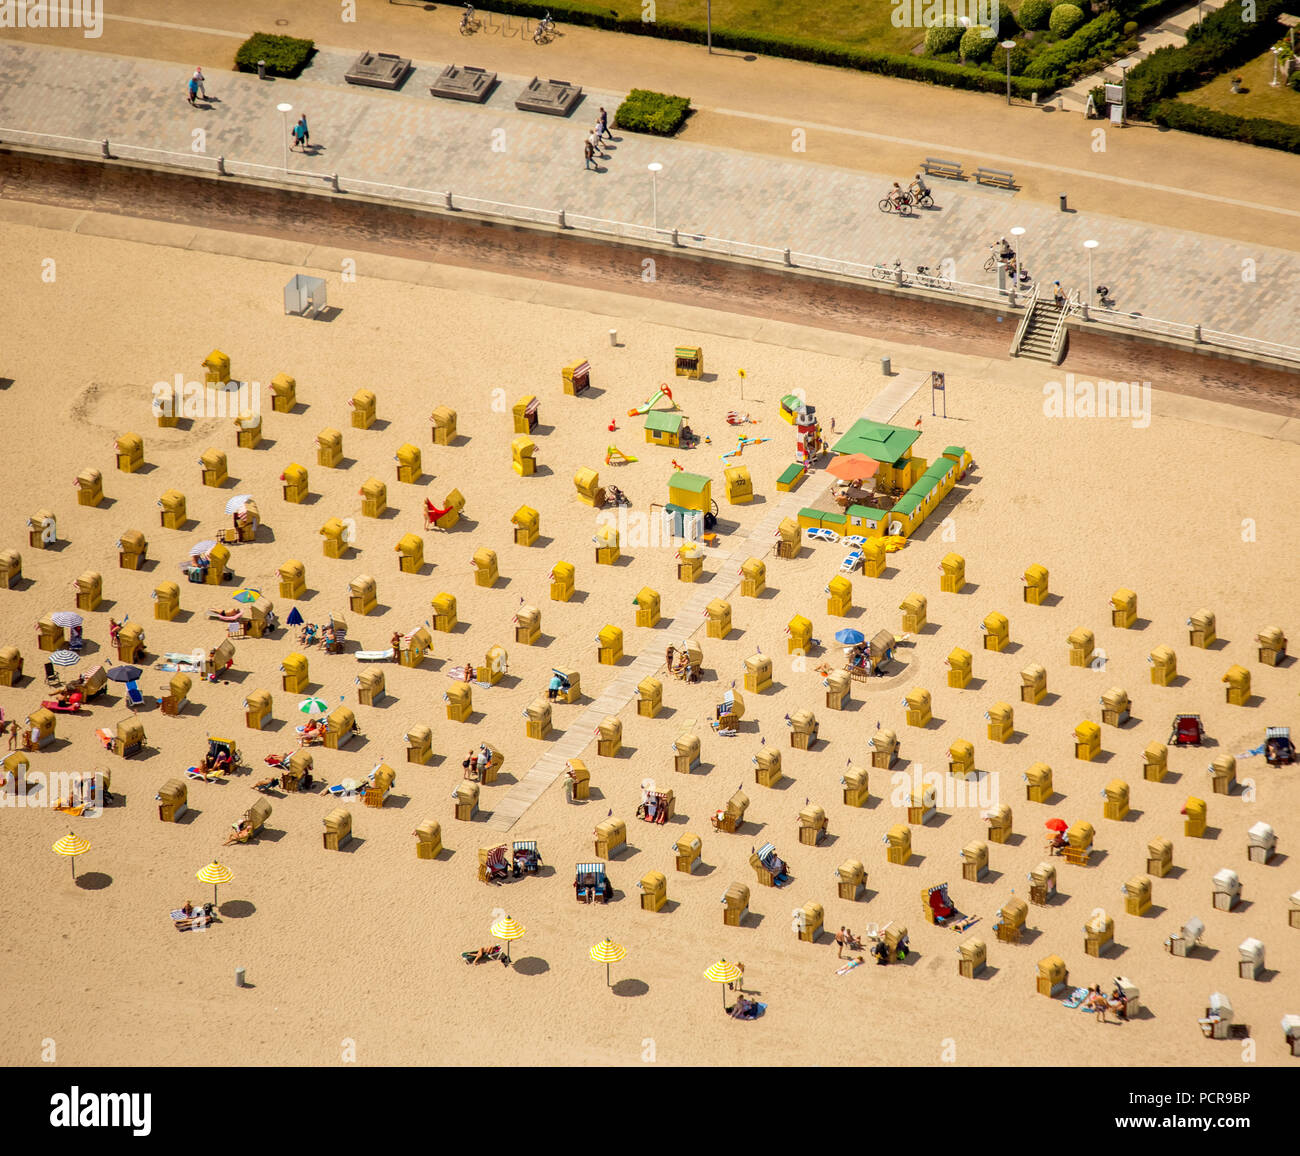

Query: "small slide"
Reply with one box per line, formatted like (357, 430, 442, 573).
(626, 384, 674, 417)
(606, 445, 638, 465)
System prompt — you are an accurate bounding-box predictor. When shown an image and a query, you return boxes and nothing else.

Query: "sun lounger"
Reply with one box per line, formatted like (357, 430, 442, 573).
(185, 765, 224, 782)
(125, 681, 145, 708)
(94, 727, 114, 749)
(356, 649, 395, 661)
(842, 535, 867, 548)
(806, 528, 840, 543)
(1063, 986, 1088, 1009)
(461, 945, 504, 964)
(840, 551, 863, 573)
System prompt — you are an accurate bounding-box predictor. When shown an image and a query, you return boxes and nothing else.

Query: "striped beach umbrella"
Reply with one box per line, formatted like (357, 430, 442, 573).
(189, 540, 218, 556)
(53, 831, 91, 879)
(297, 697, 329, 718)
(589, 937, 627, 988)
(490, 915, 526, 963)
(196, 861, 232, 908)
(50, 611, 83, 628)
(224, 494, 255, 515)
(705, 959, 743, 1009)
(49, 649, 80, 667)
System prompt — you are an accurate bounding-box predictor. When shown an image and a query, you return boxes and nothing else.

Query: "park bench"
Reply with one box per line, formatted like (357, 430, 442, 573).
(975, 167, 1017, 190)
(921, 157, 964, 181)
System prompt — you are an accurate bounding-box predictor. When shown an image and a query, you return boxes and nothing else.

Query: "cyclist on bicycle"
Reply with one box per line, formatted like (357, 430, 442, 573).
(889, 182, 909, 209)
(910, 173, 930, 198)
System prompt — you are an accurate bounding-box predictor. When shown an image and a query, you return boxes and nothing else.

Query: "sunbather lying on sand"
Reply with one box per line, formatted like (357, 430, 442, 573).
(223, 819, 254, 845)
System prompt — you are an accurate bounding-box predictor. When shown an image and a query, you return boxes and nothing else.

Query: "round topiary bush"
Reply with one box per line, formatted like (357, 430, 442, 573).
(925, 24, 964, 54)
(1049, 3, 1085, 36)
(1123, 20, 1137, 34)
(1019, 0, 1054, 31)
(960, 25, 998, 62)
(993, 3, 1021, 36)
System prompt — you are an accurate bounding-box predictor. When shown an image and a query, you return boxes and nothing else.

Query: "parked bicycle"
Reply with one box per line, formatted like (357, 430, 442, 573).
(983, 241, 1015, 272)
(533, 10, 556, 42)
(869, 258, 910, 285)
(460, 3, 480, 33)
(914, 264, 951, 291)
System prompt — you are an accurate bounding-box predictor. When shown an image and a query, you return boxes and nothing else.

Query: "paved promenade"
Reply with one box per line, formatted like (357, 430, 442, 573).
(1, 39, 1297, 343)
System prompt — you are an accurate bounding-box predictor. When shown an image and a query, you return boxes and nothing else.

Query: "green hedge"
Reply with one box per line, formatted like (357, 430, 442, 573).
(615, 89, 692, 135)
(1019, 0, 1055, 30)
(1151, 99, 1300, 152)
(1023, 12, 1123, 79)
(234, 32, 316, 78)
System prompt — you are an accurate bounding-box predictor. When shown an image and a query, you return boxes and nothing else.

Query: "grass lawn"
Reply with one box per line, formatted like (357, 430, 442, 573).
(1180, 48, 1300, 125)
(643, 0, 927, 53)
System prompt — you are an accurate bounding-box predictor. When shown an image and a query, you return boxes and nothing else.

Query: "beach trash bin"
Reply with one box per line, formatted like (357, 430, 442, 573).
(752, 747, 782, 787)
(1022, 564, 1048, 604)
(841, 765, 869, 807)
(1148, 645, 1177, 686)
(323, 808, 352, 850)
(958, 938, 987, 978)
(1037, 955, 1068, 996)
(414, 820, 442, 860)
(638, 870, 668, 912)
(835, 859, 866, 900)
(673, 832, 702, 874)
(1187, 609, 1216, 649)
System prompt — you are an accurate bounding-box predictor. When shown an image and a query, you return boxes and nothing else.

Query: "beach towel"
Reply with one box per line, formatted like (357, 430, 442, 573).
(1063, 987, 1088, 1009)
(836, 959, 865, 976)
(356, 650, 394, 662)
(1239, 744, 1265, 758)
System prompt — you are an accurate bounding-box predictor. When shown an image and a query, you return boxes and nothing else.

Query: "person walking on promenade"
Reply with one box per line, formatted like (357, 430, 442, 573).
(193, 67, 206, 99)
(588, 127, 605, 160)
(187, 74, 199, 105)
(297, 114, 310, 149)
(584, 138, 595, 171)
(598, 106, 611, 140)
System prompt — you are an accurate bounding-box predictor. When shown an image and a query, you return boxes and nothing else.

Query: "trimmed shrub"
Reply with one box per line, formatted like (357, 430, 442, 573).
(925, 25, 964, 54)
(1023, 12, 1122, 78)
(961, 26, 999, 62)
(1019, 0, 1055, 30)
(1152, 99, 1300, 152)
(614, 89, 692, 135)
(1050, 3, 1086, 35)
(234, 32, 315, 78)
(1123, 21, 1138, 33)
(994, 4, 1022, 36)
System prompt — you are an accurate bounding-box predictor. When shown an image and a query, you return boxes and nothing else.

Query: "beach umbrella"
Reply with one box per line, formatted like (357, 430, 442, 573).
(298, 696, 329, 718)
(589, 937, 627, 988)
(834, 628, 866, 646)
(490, 915, 526, 963)
(196, 861, 232, 908)
(232, 589, 262, 604)
(50, 611, 83, 628)
(825, 454, 880, 483)
(1045, 818, 1068, 832)
(286, 606, 304, 627)
(53, 831, 91, 879)
(106, 665, 143, 683)
(705, 959, 743, 1009)
(224, 494, 255, 515)
(189, 540, 218, 556)
(49, 649, 81, 667)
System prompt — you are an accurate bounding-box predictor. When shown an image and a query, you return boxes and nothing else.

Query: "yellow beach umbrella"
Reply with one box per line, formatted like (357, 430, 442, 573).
(705, 958, 743, 1009)
(490, 915, 526, 963)
(196, 861, 232, 908)
(52, 832, 91, 879)
(589, 937, 627, 988)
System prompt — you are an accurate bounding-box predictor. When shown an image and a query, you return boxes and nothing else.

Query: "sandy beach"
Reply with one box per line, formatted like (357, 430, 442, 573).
(1, 215, 1296, 1068)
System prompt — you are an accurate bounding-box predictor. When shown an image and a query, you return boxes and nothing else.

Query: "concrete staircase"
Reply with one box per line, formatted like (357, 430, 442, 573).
(1014, 296, 1067, 363)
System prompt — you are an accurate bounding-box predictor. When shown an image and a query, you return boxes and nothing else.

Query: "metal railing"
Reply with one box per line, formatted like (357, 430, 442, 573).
(1011, 281, 1040, 356)
(3, 125, 1298, 368)
(1049, 290, 1077, 363)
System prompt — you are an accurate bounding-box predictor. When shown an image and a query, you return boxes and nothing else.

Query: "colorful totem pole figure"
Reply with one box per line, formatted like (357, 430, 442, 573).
(794, 404, 824, 467)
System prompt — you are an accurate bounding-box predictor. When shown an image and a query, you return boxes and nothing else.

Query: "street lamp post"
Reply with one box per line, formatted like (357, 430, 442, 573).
(1083, 239, 1098, 321)
(276, 101, 293, 173)
(707, 0, 712, 54)
(1001, 40, 1016, 106)
(648, 162, 663, 233)
(1010, 225, 1026, 290)
(1270, 45, 1281, 87)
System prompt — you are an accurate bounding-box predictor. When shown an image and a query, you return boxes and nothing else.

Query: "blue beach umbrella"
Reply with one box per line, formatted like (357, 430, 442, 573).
(834, 629, 865, 646)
